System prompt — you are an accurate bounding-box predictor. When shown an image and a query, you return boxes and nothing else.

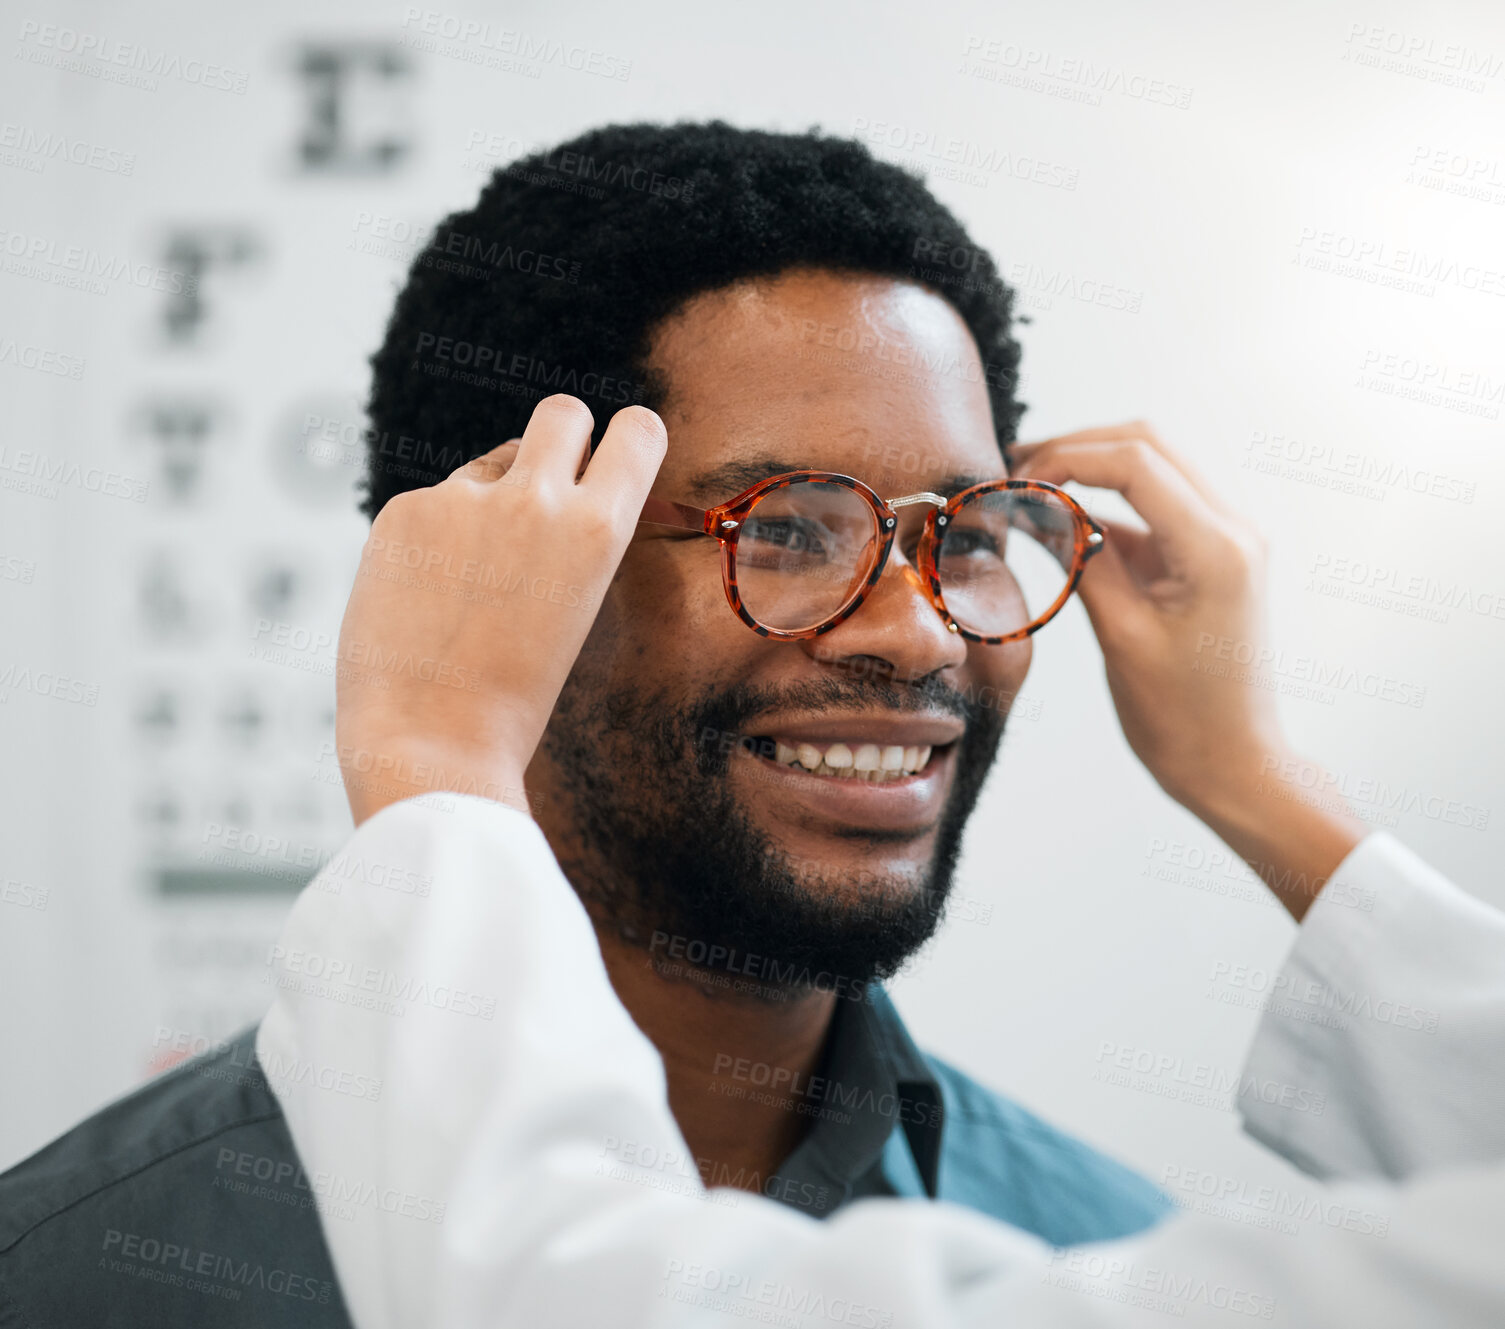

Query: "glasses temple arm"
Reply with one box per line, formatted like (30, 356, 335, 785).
(637, 496, 714, 534)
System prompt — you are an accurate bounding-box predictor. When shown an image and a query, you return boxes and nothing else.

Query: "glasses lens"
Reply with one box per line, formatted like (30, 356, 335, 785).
(734, 481, 879, 632)
(936, 486, 1081, 637)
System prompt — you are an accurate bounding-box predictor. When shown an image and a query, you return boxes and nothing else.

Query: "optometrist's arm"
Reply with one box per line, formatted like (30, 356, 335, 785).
(1236, 830, 1505, 1181)
(260, 796, 1505, 1329)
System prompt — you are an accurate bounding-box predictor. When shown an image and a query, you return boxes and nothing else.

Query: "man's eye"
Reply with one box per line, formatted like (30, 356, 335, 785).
(940, 528, 1002, 557)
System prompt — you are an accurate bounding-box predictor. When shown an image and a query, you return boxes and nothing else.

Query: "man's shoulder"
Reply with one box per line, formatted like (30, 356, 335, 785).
(0, 1028, 351, 1328)
(925, 1053, 1176, 1244)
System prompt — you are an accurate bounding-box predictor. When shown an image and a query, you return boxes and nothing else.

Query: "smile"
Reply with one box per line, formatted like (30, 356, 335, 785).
(765, 739, 933, 783)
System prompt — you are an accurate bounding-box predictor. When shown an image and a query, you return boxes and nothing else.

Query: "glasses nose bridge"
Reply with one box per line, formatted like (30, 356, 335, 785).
(864, 490, 950, 626)
(884, 490, 949, 515)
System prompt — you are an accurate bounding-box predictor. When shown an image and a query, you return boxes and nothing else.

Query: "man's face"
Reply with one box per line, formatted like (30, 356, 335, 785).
(528, 268, 1030, 991)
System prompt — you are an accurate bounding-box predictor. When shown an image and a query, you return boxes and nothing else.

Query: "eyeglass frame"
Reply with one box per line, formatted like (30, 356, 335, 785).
(637, 470, 1106, 643)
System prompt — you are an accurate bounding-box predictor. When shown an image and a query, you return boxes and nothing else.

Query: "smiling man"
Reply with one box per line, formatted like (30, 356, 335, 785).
(357, 120, 1167, 1233)
(521, 268, 1101, 1217)
(0, 122, 1168, 1328)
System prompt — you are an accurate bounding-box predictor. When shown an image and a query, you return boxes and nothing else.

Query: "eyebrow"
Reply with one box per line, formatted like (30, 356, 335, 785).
(686, 457, 1003, 503)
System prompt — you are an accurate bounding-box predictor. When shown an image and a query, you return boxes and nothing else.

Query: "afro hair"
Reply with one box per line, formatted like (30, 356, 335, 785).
(361, 119, 1023, 519)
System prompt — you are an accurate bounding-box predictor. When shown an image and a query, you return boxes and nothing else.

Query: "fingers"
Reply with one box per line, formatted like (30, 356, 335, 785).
(514, 394, 596, 485)
(1014, 421, 1229, 517)
(438, 400, 665, 556)
(578, 405, 668, 528)
(449, 439, 522, 486)
(1014, 438, 1221, 546)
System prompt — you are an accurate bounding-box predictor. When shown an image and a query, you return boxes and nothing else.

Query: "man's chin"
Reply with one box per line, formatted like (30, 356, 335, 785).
(733, 762, 949, 892)
(748, 827, 938, 910)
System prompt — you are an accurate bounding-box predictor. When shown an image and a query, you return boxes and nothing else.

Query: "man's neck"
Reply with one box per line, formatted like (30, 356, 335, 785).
(594, 927, 837, 1193)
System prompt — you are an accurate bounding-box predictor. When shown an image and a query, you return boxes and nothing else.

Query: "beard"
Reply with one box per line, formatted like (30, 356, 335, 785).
(540, 666, 1006, 1002)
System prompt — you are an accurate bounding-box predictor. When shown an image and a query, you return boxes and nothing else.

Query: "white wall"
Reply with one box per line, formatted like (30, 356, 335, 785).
(3, 0, 1503, 1247)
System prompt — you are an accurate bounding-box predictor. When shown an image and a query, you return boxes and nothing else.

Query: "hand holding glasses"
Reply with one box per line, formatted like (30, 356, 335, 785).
(639, 470, 1105, 642)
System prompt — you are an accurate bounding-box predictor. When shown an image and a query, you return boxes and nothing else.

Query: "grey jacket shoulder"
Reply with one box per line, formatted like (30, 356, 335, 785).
(0, 1029, 351, 1328)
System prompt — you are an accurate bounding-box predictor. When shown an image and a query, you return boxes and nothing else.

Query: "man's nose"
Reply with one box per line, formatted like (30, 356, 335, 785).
(799, 549, 967, 682)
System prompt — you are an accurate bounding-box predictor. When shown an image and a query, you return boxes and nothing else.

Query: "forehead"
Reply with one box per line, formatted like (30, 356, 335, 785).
(642, 269, 1005, 500)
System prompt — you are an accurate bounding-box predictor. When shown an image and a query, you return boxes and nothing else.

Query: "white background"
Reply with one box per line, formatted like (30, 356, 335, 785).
(2, 0, 1503, 1244)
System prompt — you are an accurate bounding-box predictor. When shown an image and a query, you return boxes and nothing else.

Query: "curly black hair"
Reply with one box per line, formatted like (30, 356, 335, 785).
(361, 120, 1023, 519)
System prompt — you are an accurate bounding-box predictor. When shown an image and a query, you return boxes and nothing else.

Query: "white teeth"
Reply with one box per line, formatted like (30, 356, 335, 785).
(824, 743, 854, 769)
(761, 737, 939, 781)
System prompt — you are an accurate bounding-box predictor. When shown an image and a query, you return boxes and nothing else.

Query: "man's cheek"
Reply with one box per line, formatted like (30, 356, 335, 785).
(968, 639, 1032, 724)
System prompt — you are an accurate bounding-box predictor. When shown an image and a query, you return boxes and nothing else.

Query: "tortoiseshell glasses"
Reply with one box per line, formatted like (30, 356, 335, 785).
(638, 471, 1105, 642)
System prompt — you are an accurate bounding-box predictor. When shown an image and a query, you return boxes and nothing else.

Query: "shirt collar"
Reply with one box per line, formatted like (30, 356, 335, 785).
(765, 985, 944, 1216)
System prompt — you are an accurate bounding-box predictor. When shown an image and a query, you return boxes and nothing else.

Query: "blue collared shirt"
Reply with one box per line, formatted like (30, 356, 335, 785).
(759, 987, 1173, 1244)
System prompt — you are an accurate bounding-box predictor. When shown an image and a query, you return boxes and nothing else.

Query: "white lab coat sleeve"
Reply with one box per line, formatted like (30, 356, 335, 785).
(261, 797, 1505, 1329)
(1237, 831, 1505, 1181)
